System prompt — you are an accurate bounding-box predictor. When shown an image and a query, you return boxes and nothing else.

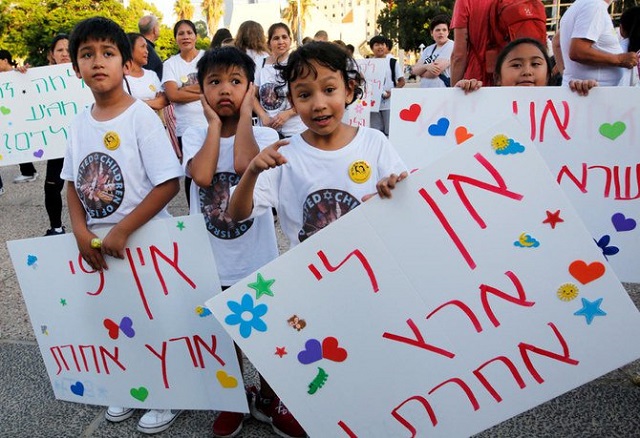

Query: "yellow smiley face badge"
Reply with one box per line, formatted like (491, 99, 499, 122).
(103, 131, 120, 151)
(348, 160, 371, 184)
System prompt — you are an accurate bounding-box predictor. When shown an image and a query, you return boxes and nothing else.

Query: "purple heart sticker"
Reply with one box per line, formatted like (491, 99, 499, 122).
(119, 316, 136, 338)
(428, 117, 450, 136)
(33, 149, 44, 158)
(612, 213, 636, 232)
(297, 339, 322, 365)
(70, 381, 85, 396)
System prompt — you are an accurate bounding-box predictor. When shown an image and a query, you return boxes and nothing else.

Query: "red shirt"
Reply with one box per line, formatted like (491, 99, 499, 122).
(451, 0, 495, 85)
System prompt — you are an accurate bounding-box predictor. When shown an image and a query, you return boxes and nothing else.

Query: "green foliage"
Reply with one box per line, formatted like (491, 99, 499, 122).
(377, 0, 454, 52)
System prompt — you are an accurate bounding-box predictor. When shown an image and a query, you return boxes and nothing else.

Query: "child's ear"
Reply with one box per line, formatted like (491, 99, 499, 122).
(287, 92, 296, 110)
(73, 65, 82, 79)
(345, 79, 356, 105)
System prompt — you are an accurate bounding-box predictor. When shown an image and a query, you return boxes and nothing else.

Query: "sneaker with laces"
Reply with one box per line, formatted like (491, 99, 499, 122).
(45, 226, 66, 236)
(249, 388, 306, 438)
(105, 406, 134, 423)
(248, 387, 273, 424)
(212, 411, 248, 437)
(137, 409, 182, 434)
(13, 173, 38, 183)
(0, 187, 4, 196)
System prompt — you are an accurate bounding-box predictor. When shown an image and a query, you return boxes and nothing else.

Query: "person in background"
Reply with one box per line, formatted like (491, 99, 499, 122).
(137, 15, 163, 79)
(313, 30, 328, 41)
(619, 6, 640, 86)
(412, 14, 454, 88)
(211, 28, 233, 48)
(234, 20, 269, 73)
(450, 0, 494, 85)
(368, 35, 405, 136)
(125, 32, 169, 111)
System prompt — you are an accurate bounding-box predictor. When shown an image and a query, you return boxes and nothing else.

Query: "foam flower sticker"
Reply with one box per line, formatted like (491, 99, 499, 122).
(225, 294, 268, 338)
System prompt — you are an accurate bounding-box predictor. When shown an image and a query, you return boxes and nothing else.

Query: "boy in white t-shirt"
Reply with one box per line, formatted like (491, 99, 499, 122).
(182, 47, 280, 438)
(61, 17, 183, 435)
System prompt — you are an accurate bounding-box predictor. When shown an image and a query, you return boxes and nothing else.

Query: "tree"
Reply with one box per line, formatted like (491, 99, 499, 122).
(201, 0, 223, 36)
(174, 0, 194, 21)
(281, 0, 314, 45)
(376, 0, 454, 52)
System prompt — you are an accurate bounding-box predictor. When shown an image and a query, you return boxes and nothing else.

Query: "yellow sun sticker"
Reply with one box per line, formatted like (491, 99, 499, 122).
(557, 283, 579, 302)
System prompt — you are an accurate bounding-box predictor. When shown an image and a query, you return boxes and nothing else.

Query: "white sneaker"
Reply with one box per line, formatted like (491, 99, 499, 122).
(13, 173, 38, 183)
(0, 187, 4, 195)
(105, 406, 134, 422)
(137, 409, 182, 434)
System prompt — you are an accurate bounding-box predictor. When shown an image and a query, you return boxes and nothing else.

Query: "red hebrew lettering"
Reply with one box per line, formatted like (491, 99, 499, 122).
(382, 319, 455, 358)
(50, 346, 69, 375)
(79, 345, 100, 373)
(136, 247, 145, 265)
(391, 395, 437, 437)
(613, 164, 640, 200)
(125, 248, 154, 320)
(193, 335, 226, 368)
(428, 377, 480, 411)
(588, 165, 613, 198)
(518, 322, 579, 384)
(170, 336, 199, 368)
(426, 300, 483, 333)
(529, 101, 536, 141)
(145, 341, 169, 388)
(473, 356, 526, 402)
(308, 249, 379, 293)
(557, 163, 587, 193)
(539, 100, 571, 142)
(76, 254, 105, 296)
(60, 344, 80, 371)
(337, 420, 358, 438)
(447, 153, 524, 229)
(149, 242, 197, 295)
(479, 271, 535, 327)
(99, 346, 125, 374)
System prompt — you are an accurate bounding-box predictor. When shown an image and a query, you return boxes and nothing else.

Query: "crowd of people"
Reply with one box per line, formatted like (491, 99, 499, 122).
(1, 1, 640, 436)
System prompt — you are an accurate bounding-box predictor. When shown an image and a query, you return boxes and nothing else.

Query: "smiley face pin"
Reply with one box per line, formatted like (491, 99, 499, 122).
(103, 131, 120, 151)
(348, 160, 371, 184)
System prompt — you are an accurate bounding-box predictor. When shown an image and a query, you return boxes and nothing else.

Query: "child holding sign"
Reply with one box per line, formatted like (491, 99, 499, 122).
(60, 17, 183, 434)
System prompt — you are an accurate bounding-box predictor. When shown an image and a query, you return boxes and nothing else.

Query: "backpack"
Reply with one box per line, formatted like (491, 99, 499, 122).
(485, 0, 548, 74)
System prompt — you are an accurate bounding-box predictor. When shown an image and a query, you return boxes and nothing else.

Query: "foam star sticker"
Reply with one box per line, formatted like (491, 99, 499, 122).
(176, 221, 186, 231)
(248, 273, 275, 299)
(573, 297, 607, 324)
(543, 210, 564, 229)
(275, 347, 287, 358)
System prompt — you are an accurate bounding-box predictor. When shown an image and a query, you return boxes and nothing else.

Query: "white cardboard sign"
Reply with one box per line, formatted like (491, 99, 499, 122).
(207, 119, 640, 437)
(390, 87, 640, 283)
(356, 58, 387, 112)
(8, 215, 247, 412)
(0, 63, 94, 166)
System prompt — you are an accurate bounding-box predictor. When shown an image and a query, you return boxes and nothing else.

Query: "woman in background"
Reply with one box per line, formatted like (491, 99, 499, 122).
(125, 33, 168, 110)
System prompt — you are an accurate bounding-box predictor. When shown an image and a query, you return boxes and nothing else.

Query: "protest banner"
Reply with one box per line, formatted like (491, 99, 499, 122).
(343, 98, 371, 128)
(0, 64, 94, 166)
(7, 215, 247, 411)
(356, 58, 386, 112)
(389, 87, 640, 282)
(206, 119, 640, 437)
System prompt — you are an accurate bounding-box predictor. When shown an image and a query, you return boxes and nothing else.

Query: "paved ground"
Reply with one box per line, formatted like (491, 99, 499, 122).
(2, 160, 640, 437)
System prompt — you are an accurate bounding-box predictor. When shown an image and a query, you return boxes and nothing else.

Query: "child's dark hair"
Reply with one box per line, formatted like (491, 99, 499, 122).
(50, 33, 69, 54)
(69, 17, 131, 69)
(494, 37, 551, 85)
(277, 41, 364, 106)
(126, 32, 145, 52)
(620, 6, 640, 53)
(430, 14, 450, 30)
(369, 35, 392, 50)
(196, 46, 256, 89)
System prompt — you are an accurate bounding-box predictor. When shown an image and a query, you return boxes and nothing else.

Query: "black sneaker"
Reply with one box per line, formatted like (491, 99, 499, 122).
(45, 226, 66, 236)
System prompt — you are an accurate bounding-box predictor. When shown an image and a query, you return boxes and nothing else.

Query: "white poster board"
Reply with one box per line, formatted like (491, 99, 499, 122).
(343, 98, 371, 128)
(0, 63, 94, 166)
(8, 215, 247, 412)
(390, 87, 640, 283)
(356, 58, 387, 112)
(206, 119, 640, 437)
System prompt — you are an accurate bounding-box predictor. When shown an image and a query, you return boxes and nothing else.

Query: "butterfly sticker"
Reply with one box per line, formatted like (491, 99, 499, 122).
(594, 235, 619, 260)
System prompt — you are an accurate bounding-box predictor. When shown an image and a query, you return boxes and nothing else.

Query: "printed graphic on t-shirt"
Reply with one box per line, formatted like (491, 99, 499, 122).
(76, 152, 124, 219)
(199, 172, 254, 240)
(298, 189, 360, 242)
(259, 82, 285, 111)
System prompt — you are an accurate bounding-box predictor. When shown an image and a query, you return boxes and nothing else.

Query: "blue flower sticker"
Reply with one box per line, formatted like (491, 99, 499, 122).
(225, 294, 268, 338)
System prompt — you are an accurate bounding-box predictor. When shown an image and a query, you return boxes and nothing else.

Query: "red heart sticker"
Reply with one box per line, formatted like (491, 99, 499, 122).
(455, 126, 474, 144)
(322, 336, 348, 362)
(399, 104, 421, 122)
(103, 318, 120, 340)
(361, 100, 368, 106)
(568, 260, 605, 285)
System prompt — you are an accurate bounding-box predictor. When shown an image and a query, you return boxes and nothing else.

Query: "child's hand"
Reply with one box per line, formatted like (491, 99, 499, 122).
(200, 95, 222, 126)
(375, 171, 408, 199)
(101, 226, 130, 260)
(455, 78, 482, 94)
(569, 79, 597, 96)
(241, 84, 256, 117)
(248, 139, 289, 175)
(77, 233, 108, 271)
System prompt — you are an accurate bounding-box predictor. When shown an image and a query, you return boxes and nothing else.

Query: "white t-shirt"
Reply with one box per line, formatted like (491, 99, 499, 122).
(125, 69, 162, 101)
(560, 0, 624, 86)
(183, 126, 280, 286)
(417, 40, 454, 88)
(380, 55, 404, 111)
(255, 61, 306, 137)
(162, 51, 207, 136)
(248, 127, 407, 248)
(60, 99, 183, 228)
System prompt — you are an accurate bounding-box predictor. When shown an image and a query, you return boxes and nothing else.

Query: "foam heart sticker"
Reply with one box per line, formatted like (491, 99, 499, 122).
(130, 386, 149, 402)
(33, 149, 44, 158)
(455, 126, 473, 144)
(569, 260, 605, 285)
(0, 106, 10, 115)
(297, 339, 322, 365)
(612, 212, 637, 232)
(399, 104, 421, 122)
(27, 254, 37, 266)
(216, 370, 239, 388)
(599, 121, 626, 140)
(103, 318, 120, 340)
(428, 117, 450, 136)
(322, 336, 348, 362)
(70, 381, 84, 396)
(119, 316, 135, 338)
